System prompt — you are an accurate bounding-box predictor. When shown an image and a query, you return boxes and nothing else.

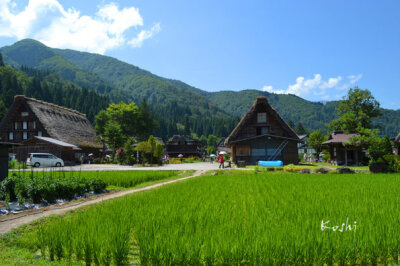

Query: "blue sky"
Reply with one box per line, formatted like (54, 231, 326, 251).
(0, 0, 399, 109)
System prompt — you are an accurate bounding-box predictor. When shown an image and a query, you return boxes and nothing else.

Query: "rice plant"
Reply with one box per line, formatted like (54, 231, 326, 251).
(32, 172, 400, 264)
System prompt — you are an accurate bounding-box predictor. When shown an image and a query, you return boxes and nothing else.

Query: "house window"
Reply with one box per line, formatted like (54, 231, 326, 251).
(257, 113, 267, 123)
(21, 112, 28, 117)
(23, 132, 28, 140)
(256, 127, 268, 135)
(38, 131, 42, 137)
(236, 145, 250, 156)
(33, 121, 36, 129)
(9, 132, 13, 141)
(251, 148, 265, 156)
(14, 122, 18, 130)
(23, 121, 27, 130)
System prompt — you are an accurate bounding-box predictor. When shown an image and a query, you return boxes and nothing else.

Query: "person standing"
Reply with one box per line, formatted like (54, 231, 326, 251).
(218, 154, 224, 169)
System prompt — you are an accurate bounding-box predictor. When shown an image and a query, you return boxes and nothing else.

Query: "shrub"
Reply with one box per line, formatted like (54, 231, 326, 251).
(383, 155, 400, 173)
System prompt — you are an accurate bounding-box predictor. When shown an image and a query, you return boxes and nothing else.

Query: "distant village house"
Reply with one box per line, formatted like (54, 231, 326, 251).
(0, 95, 101, 164)
(225, 96, 299, 165)
(322, 131, 364, 166)
(165, 135, 203, 157)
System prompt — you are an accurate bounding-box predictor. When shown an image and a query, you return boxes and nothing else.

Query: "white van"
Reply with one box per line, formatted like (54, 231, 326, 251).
(26, 153, 64, 167)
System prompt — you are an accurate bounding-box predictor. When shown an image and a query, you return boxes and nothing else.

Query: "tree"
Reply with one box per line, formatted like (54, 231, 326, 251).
(104, 121, 126, 160)
(346, 127, 392, 163)
(94, 110, 110, 136)
(135, 141, 152, 165)
(287, 119, 295, 129)
(154, 143, 164, 165)
(123, 137, 137, 165)
(330, 87, 382, 132)
(307, 130, 327, 160)
(106, 102, 139, 136)
(0, 99, 7, 122)
(136, 99, 158, 141)
(0, 53, 4, 67)
(295, 122, 308, 135)
(184, 114, 190, 136)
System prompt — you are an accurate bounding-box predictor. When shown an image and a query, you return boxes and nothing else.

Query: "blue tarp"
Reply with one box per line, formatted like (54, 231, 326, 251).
(258, 160, 283, 167)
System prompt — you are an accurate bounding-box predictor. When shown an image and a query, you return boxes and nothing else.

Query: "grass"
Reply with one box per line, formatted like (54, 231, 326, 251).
(5, 171, 400, 265)
(245, 162, 370, 171)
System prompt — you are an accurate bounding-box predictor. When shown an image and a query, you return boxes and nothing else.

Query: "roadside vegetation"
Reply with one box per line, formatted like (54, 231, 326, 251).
(3, 171, 400, 265)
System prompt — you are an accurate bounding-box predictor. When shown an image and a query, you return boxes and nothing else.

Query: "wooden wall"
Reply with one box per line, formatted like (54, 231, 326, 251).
(232, 136, 298, 165)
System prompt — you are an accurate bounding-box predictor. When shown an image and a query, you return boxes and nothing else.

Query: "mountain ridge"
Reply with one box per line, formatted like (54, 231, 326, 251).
(1, 39, 399, 138)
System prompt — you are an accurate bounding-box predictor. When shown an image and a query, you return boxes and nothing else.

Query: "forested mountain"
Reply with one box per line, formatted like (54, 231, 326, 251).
(1, 39, 399, 138)
(208, 90, 400, 138)
(0, 65, 109, 123)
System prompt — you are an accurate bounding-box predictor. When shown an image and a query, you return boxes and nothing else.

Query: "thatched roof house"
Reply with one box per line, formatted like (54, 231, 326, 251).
(225, 96, 299, 165)
(0, 95, 101, 163)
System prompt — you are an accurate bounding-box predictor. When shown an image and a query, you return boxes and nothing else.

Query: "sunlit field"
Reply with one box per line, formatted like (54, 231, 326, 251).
(4, 171, 400, 265)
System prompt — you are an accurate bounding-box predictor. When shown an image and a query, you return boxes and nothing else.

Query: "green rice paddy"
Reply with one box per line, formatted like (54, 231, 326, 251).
(4, 171, 400, 265)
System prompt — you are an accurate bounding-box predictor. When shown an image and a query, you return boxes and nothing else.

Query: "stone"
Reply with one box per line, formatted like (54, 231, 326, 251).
(300, 168, 312, 174)
(338, 167, 355, 174)
(315, 167, 331, 174)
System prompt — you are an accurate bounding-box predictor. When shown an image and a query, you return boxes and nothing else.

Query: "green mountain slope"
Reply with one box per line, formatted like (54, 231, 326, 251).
(208, 90, 400, 137)
(1, 39, 399, 138)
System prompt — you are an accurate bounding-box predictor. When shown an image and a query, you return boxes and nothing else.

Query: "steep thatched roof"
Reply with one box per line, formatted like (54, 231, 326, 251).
(11, 96, 101, 148)
(225, 96, 299, 145)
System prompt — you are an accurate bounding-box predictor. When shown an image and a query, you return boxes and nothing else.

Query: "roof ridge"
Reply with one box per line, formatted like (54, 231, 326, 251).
(14, 95, 86, 117)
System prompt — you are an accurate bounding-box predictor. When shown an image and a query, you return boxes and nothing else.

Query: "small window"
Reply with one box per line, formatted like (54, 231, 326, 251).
(23, 132, 28, 140)
(236, 145, 251, 156)
(23, 121, 27, 130)
(38, 131, 42, 137)
(9, 132, 13, 141)
(251, 148, 265, 156)
(21, 112, 29, 117)
(257, 113, 267, 123)
(261, 127, 268, 135)
(14, 122, 18, 130)
(33, 121, 36, 129)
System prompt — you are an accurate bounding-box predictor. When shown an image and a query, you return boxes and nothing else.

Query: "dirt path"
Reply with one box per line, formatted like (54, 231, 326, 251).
(0, 170, 206, 235)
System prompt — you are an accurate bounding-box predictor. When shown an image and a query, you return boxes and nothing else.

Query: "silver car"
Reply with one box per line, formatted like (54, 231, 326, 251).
(26, 153, 64, 167)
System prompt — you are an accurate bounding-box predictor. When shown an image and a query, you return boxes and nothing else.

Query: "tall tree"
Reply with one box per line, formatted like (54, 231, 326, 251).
(104, 121, 126, 160)
(295, 122, 308, 135)
(307, 130, 327, 160)
(330, 87, 382, 132)
(136, 99, 158, 141)
(0, 53, 4, 67)
(184, 114, 190, 136)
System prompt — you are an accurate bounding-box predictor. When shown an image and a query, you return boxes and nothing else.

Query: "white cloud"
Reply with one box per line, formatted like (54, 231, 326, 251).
(0, 0, 160, 54)
(260, 73, 362, 100)
(129, 23, 161, 48)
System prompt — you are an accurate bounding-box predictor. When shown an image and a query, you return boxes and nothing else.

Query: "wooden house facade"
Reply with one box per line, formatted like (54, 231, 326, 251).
(225, 97, 299, 165)
(322, 131, 364, 166)
(0, 95, 101, 163)
(165, 135, 204, 157)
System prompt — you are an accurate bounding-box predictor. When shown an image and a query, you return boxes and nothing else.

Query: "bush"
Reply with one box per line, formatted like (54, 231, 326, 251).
(383, 155, 400, 173)
(322, 153, 331, 162)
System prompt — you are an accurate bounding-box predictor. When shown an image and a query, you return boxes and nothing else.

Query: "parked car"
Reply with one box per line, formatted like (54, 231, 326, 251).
(26, 153, 64, 167)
